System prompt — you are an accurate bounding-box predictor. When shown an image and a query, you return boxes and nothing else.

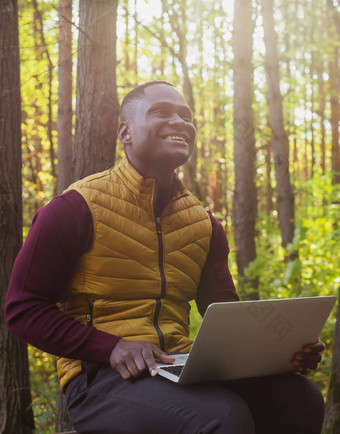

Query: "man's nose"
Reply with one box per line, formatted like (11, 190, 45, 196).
(168, 113, 186, 127)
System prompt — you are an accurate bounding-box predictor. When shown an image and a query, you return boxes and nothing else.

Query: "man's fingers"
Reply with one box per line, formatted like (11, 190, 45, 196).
(142, 347, 159, 376)
(153, 347, 176, 363)
(299, 353, 322, 368)
(142, 346, 175, 377)
(116, 361, 133, 380)
(292, 351, 322, 374)
(116, 354, 148, 379)
(292, 337, 324, 374)
(124, 356, 142, 378)
(129, 348, 149, 373)
(303, 338, 324, 354)
(109, 339, 177, 379)
(297, 366, 309, 375)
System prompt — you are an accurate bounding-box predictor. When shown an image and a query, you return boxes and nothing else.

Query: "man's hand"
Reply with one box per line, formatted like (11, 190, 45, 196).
(292, 338, 324, 375)
(109, 339, 175, 380)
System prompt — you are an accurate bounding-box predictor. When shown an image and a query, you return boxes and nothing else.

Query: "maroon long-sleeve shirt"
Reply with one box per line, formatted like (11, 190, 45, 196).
(5, 190, 238, 364)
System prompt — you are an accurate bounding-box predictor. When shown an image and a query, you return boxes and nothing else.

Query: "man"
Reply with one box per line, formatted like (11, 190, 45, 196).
(6, 81, 324, 433)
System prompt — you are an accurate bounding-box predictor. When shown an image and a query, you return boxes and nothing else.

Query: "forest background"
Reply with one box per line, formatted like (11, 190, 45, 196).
(0, 0, 339, 432)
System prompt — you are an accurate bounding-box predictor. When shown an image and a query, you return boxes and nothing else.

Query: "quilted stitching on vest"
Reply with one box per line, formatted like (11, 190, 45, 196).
(57, 157, 212, 390)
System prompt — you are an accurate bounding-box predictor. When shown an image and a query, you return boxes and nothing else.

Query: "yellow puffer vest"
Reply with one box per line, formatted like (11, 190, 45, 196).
(57, 157, 212, 390)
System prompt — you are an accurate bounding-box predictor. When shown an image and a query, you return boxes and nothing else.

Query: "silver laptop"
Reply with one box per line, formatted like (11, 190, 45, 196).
(156, 296, 336, 384)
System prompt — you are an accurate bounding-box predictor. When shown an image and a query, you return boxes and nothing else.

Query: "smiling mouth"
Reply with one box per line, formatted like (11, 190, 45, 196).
(163, 135, 188, 144)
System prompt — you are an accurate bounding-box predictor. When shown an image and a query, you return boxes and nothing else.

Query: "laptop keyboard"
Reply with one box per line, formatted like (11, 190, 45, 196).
(159, 365, 184, 377)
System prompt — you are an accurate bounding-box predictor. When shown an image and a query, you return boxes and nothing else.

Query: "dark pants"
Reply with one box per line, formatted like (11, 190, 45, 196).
(65, 362, 324, 434)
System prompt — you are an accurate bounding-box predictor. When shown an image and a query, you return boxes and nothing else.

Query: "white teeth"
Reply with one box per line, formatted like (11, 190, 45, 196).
(165, 135, 186, 142)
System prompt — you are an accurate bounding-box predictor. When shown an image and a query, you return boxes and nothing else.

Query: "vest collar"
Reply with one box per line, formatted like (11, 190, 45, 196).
(116, 156, 189, 203)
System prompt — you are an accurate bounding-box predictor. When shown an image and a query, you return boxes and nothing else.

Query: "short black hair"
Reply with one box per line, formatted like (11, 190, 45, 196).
(120, 80, 175, 120)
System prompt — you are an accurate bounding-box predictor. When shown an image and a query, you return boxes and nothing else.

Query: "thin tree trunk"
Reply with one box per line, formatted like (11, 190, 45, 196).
(260, 0, 296, 250)
(329, 46, 340, 186)
(159, 1, 166, 78)
(309, 0, 316, 178)
(57, 1, 119, 430)
(180, 55, 197, 193)
(211, 18, 226, 214)
(133, 0, 138, 83)
(318, 57, 326, 175)
(197, 10, 207, 205)
(325, 0, 340, 187)
(265, 141, 274, 215)
(233, 0, 258, 300)
(73, 0, 119, 181)
(32, 0, 57, 189)
(293, 136, 298, 181)
(0, 1, 34, 432)
(310, 62, 315, 178)
(32, 7, 46, 211)
(303, 81, 310, 181)
(123, 0, 130, 87)
(324, 290, 340, 433)
(161, 0, 198, 195)
(281, 0, 298, 184)
(57, 0, 73, 194)
(55, 380, 73, 433)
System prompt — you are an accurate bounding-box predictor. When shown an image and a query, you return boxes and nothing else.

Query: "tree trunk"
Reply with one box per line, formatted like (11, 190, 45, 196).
(329, 47, 340, 186)
(197, 9, 207, 206)
(57, 0, 73, 194)
(73, 0, 119, 181)
(57, 1, 119, 430)
(161, 0, 198, 196)
(32, 7, 46, 211)
(265, 141, 274, 215)
(133, 0, 138, 84)
(32, 0, 57, 192)
(123, 0, 130, 87)
(55, 380, 73, 433)
(177, 9, 198, 196)
(260, 0, 296, 250)
(327, 0, 340, 186)
(318, 56, 326, 175)
(0, 1, 34, 432)
(324, 290, 340, 433)
(303, 81, 310, 181)
(233, 0, 258, 300)
(210, 16, 227, 214)
(310, 53, 316, 178)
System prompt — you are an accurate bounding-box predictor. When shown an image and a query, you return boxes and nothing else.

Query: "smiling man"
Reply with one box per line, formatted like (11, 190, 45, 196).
(6, 81, 325, 433)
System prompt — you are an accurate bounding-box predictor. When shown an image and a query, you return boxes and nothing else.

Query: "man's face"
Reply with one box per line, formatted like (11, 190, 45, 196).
(120, 84, 196, 177)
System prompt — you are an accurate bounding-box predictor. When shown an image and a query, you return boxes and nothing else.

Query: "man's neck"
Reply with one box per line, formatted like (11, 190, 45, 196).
(154, 173, 175, 214)
(125, 155, 177, 212)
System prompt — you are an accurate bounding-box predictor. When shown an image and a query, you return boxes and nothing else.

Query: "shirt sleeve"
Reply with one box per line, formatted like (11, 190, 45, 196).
(5, 190, 119, 363)
(195, 212, 239, 317)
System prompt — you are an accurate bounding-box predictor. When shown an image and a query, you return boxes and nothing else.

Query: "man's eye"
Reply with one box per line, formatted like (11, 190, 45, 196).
(153, 109, 167, 116)
(180, 112, 192, 122)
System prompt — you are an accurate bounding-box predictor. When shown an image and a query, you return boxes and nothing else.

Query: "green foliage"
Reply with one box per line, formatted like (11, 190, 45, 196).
(28, 346, 57, 433)
(189, 301, 202, 338)
(190, 173, 339, 398)
(243, 174, 339, 395)
(17, 0, 339, 430)
(19, 0, 59, 231)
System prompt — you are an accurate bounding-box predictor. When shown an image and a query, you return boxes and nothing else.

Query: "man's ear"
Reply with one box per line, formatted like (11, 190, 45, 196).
(118, 121, 132, 145)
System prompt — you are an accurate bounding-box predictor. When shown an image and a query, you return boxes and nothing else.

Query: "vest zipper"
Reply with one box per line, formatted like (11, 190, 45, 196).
(153, 182, 166, 351)
(86, 300, 94, 327)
